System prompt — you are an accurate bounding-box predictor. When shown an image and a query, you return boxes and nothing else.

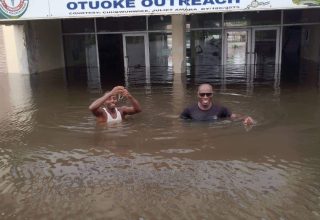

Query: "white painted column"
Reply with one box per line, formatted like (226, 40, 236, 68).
(171, 15, 186, 114)
(172, 15, 186, 74)
(2, 24, 29, 74)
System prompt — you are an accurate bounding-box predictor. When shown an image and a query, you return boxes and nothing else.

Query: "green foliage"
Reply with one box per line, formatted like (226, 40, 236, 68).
(293, 0, 320, 5)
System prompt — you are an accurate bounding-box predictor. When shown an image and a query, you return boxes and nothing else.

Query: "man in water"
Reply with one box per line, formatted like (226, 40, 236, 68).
(89, 86, 141, 123)
(180, 84, 254, 125)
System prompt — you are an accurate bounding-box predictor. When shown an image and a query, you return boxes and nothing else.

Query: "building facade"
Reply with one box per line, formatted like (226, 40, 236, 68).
(0, 0, 320, 87)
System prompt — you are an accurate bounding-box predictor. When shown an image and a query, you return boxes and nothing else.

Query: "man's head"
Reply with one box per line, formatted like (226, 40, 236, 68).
(105, 94, 118, 110)
(197, 84, 213, 110)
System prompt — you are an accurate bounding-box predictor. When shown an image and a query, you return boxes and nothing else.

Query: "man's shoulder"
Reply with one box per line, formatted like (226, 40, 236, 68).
(180, 103, 198, 119)
(212, 104, 228, 110)
(91, 106, 105, 117)
(212, 104, 232, 117)
(184, 103, 199, 110)
(94, 107, 107, 121)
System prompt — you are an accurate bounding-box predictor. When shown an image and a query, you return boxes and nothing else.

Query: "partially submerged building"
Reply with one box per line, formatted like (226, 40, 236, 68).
(0, 0, 320, 87)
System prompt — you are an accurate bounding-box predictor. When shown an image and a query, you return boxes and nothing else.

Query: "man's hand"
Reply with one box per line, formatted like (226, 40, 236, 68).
(122, 89, 132, 99)
(243, 116, 254, 125)
(231, 114, 255, 126)
(110, 86, 124, 96)
(119, 88, 142, 115)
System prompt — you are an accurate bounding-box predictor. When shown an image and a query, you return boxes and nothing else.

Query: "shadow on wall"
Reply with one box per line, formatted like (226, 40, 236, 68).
(281, 26, 302, 82)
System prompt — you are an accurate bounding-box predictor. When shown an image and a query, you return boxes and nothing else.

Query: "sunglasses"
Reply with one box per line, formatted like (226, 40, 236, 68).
(199, 93, 213, 97)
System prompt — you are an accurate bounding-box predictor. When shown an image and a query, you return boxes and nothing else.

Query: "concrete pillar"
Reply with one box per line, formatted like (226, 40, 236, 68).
(2, 24, 29, 74)
(172, 15, 186, 74)
(171, 15, 186, 114)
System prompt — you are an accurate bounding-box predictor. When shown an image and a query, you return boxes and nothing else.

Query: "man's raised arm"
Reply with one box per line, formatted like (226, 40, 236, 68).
(120, 89, 142, 115)
(89, 86, 124, 116)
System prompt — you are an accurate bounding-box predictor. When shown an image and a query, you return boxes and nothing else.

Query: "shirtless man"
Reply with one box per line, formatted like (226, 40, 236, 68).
(180, 83, 254, 125)
(89, 86, 141, 123)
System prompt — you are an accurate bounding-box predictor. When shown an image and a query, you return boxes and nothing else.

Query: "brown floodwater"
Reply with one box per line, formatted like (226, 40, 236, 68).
(0, 67, 320, 219)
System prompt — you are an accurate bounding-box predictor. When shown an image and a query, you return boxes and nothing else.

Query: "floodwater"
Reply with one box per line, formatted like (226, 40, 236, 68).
(1, 66, 320, 219)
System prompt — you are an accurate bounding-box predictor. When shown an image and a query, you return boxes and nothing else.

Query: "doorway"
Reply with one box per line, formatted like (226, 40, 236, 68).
(252, 28, 280, 65)
(98, 34, 125, 85)
(123, 34, 150, 85)
(224, 27, 280, 65)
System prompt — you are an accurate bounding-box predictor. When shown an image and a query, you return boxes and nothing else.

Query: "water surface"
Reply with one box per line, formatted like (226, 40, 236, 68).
(0, 68, 320, 219)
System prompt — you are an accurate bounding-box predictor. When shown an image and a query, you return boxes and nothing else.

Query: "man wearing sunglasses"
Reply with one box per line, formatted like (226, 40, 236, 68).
(180, 84, 254, 125)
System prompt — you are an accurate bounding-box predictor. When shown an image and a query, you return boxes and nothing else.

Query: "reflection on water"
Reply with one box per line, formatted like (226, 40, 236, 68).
(0, 65, 320, 219)
(187, 64, 281, 96)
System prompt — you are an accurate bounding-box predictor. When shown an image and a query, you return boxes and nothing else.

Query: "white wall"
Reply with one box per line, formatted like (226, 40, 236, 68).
(2, 24, 29, 74)
(1, 20, 64, 74)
